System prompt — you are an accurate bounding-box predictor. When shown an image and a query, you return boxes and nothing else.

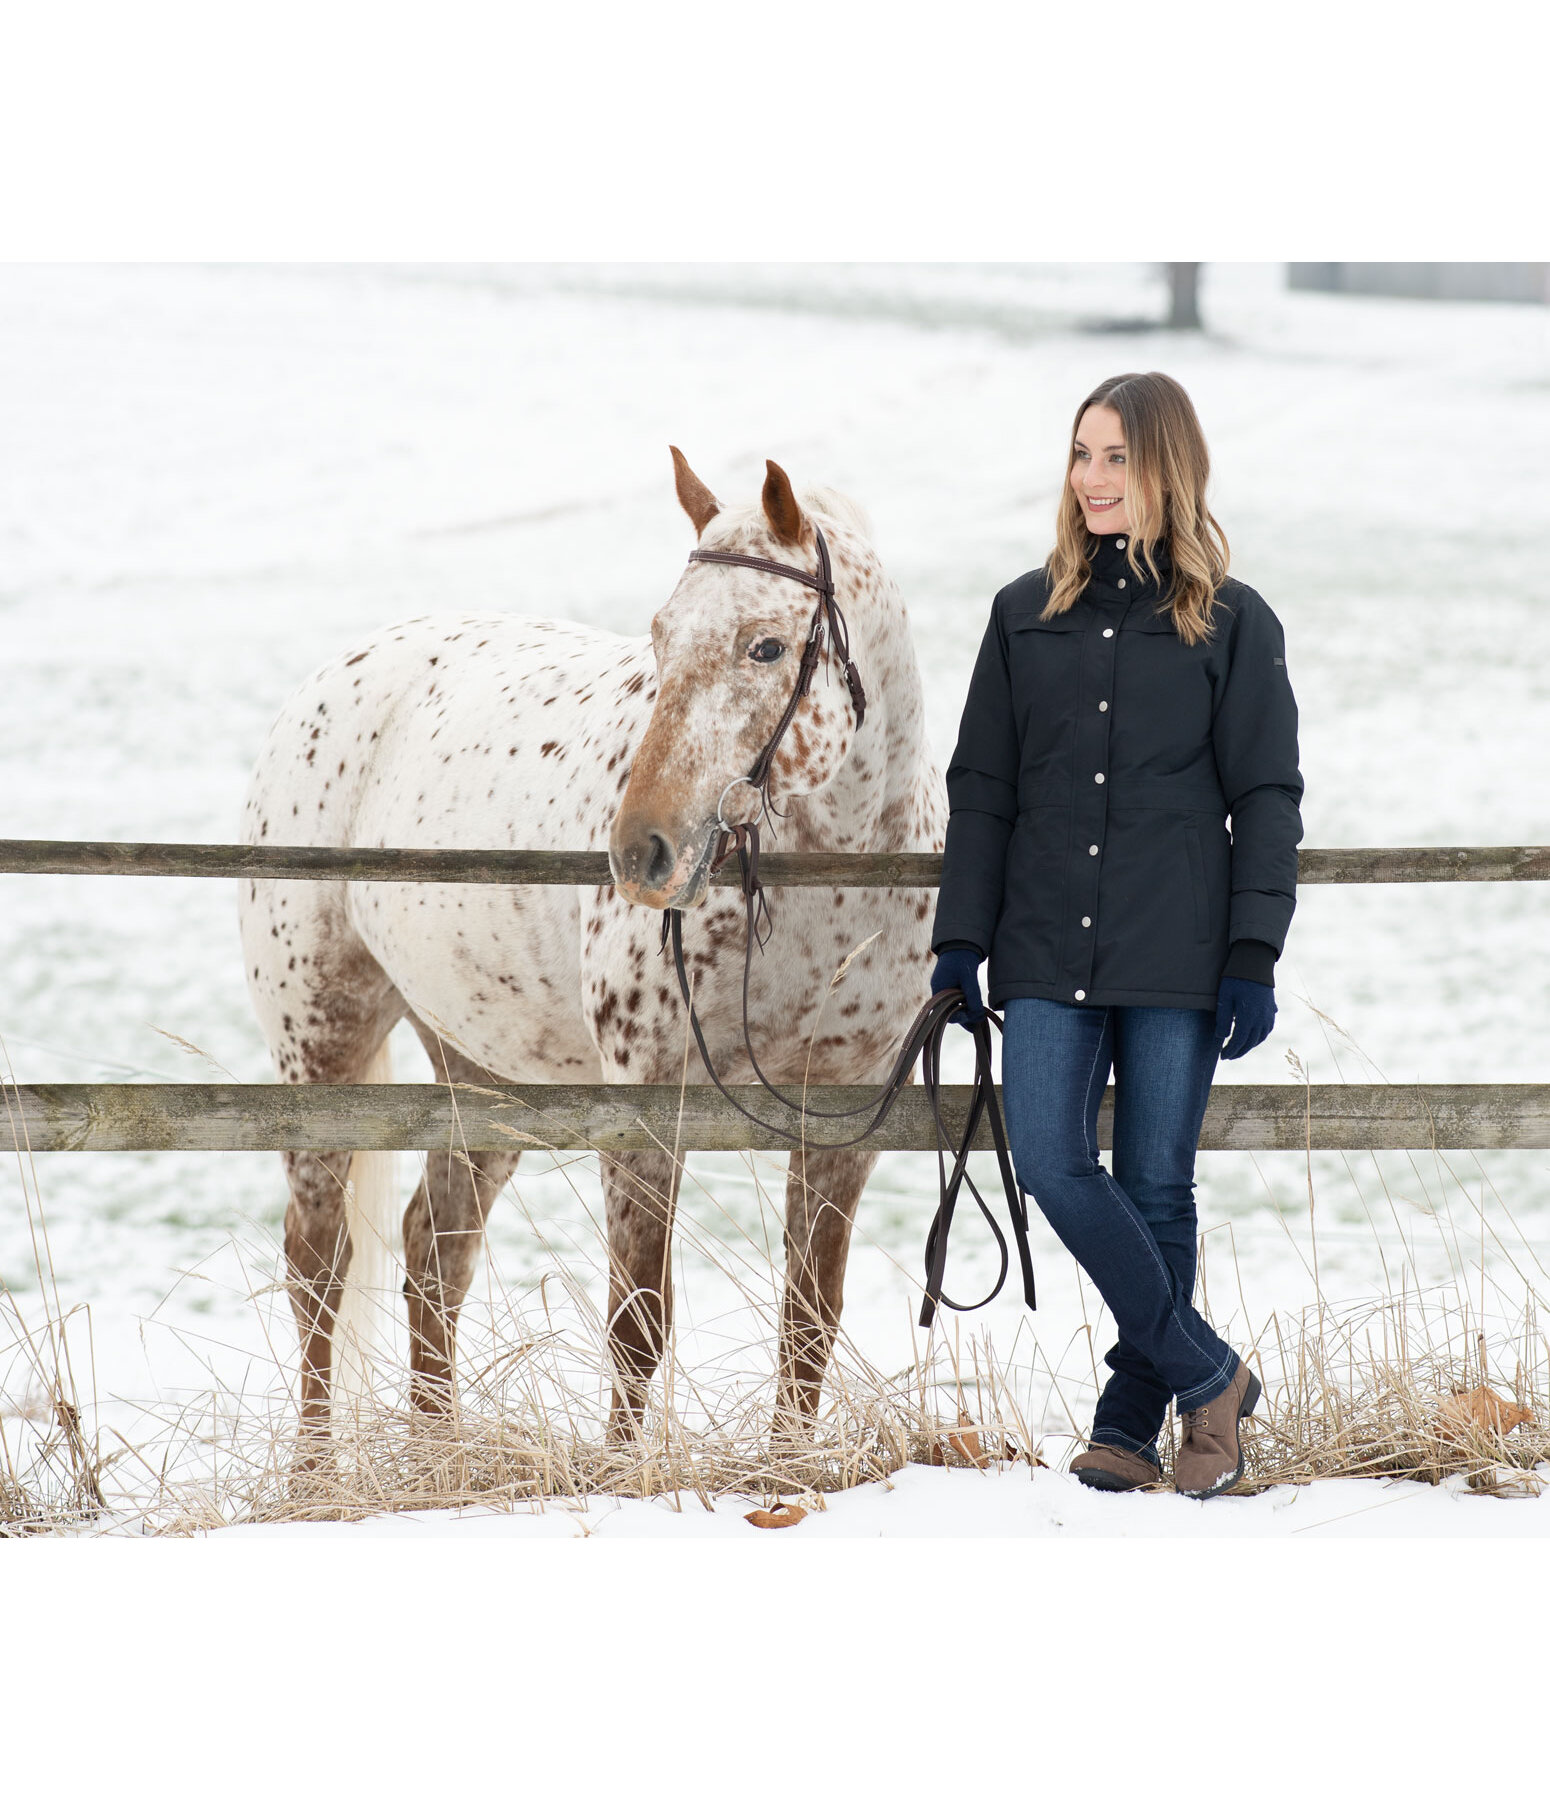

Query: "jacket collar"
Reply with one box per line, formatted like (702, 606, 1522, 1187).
(1086, 529, 1172, 591)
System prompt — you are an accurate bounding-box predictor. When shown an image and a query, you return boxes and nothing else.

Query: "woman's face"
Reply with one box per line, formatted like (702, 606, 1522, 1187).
(1069, 404, 1131, 534)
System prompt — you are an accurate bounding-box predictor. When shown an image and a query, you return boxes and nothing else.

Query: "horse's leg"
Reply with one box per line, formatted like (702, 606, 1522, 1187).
(281, 1144, 357, 1465)
(402, 1021, 521, 1414)
(278, 1020, 403, 1467)
(602, 1148, 685, 1438)
(244, 916, 405, 1471)
(777, 1145, 880, 1427)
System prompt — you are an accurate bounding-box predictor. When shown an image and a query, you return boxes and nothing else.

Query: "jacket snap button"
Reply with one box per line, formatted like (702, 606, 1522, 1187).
(1115, 538, 1126, 549)
(1075, 989, 1086, 1001)
(1099, 700, 1109, 711)
(1117, 578, 1126, 588)
(1082, 916, 1091, 927)
(1102, 627, 1114, 638)
(1088, 844, 1099, 855)
(1094, 773, 1105, 784)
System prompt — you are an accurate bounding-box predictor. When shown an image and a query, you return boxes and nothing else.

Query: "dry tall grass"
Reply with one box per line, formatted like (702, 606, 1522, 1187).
(2, 1037, 110, 1533)
(4, 1005, 1548, 1533)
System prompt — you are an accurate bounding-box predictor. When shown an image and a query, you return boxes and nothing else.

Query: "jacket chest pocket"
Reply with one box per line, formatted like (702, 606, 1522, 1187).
(1116, 608, 1216, 736)
(1006, 612, 1085, 747)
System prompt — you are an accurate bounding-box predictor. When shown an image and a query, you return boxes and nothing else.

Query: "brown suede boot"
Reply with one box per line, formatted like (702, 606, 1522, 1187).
(1173, 1360, 1262, 1498)
(1070, 1443, 1163, 1492)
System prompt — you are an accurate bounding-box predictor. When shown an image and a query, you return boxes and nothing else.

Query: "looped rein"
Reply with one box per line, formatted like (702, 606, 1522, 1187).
(659, 523, 1035, 1325)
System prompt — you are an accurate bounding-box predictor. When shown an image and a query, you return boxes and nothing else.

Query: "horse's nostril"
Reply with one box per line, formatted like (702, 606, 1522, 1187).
(645, 831, 676, 888)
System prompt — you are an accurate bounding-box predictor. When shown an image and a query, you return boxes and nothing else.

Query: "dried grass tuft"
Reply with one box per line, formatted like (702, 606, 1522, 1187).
(2, 1036, 112, 1535)
(1220, 1290, 1550, 1498)
(142, 1280, 1034, 1534)
(7, 1004, 1550, 1531)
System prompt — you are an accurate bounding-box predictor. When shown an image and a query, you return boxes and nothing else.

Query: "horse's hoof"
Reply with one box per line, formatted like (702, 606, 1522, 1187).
(605, 1414, 643, 1450)
(770, 1396, 817, 1444)
(286, 1437, 339, 1504)
(408, 1376, 455, 1418)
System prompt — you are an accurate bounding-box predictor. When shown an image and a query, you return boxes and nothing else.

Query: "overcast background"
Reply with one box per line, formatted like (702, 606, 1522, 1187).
(2, 261, 1546, 1481)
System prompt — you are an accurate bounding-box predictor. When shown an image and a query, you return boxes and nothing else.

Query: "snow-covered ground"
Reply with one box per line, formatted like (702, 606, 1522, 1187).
(212, 1461, 1550, 1539)
(2, 262, 1548, 1534)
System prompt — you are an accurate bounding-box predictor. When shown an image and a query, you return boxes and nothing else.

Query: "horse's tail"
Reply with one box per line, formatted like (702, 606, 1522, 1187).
(331, 1036, 399, 1430)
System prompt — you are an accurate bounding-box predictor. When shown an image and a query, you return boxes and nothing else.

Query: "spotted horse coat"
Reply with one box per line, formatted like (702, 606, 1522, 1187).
(239, 453, 948, 1459)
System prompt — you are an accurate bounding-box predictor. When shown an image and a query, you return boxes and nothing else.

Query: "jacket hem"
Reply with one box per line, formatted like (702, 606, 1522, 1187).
(988, 980, 1218, 1012)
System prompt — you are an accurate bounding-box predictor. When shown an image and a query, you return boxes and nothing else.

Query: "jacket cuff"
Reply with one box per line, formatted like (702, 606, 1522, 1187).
(1223, 938, 1278, 987)
(1226, 886, 1296, 954)
(932, 938, 985, 958)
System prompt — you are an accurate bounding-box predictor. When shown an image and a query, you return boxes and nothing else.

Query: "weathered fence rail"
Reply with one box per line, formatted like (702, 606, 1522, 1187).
(1, 839, 1548, 886)
(5, 1083, 1549, 1154)
(2, 839, 1546, 1156)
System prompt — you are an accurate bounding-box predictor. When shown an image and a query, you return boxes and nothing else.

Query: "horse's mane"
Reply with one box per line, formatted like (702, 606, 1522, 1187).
(796, 483, 875, 544)
(707, 483, 876, 549)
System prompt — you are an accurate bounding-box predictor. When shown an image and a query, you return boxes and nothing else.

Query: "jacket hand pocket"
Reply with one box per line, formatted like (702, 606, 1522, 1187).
(1184, 824, 1211, 945)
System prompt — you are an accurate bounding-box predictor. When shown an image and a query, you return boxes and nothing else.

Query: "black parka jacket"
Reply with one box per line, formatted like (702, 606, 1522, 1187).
(930, 532, 1304, 1012)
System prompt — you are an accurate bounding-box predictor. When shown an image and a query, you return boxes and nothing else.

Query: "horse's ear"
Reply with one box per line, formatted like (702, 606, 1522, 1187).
(762, 460, 810, 547)
(670, 446, 720, 537)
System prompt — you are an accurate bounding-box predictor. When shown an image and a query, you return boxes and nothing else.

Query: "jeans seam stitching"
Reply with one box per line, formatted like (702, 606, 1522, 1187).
(1175, 1351, 1240, 1410)
(1094, 1164, 1230, 1388)
(1104, 1011, 1229, 1398)
(1006, 998, 1234, 1414)
(1090, 1427, 1157, 1459)
(1079, 1009, 1109, 1167)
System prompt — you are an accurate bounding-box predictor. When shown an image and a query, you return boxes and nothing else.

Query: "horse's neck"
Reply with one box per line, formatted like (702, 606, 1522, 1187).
(782, 580, 933, 854)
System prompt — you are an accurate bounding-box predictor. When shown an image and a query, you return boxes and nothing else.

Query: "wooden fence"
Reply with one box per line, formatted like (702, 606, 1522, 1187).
(3, 839, 1548, 886)
(2, 839, 1547, 1155)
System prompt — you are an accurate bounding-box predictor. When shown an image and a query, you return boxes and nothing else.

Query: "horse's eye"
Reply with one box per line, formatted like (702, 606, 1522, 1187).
(749, 638, 786, 664)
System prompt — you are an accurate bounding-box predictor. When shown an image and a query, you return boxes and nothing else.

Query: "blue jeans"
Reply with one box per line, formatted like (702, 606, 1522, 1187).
(1000, 997, 1239, 1463)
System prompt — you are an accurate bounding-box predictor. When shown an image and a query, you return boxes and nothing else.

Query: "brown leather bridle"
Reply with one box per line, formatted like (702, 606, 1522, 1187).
(657, 524, 1035, 1326)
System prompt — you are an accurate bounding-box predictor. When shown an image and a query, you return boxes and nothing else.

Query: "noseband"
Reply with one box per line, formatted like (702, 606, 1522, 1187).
(655, 524, 1035, 1326)
(663, 524, 862, 978)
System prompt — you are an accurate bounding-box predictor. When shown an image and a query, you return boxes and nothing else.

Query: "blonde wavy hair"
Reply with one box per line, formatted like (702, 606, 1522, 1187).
(1042, 371, 1230, 647)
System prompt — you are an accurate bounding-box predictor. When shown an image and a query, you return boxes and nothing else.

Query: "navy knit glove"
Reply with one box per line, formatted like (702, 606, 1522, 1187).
(931, 946, 986, 1030)
(1215, 976, 1276, 1060)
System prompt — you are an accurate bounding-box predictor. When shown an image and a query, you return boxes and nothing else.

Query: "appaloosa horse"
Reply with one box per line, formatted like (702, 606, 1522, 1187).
(239, 453, 947, 1458)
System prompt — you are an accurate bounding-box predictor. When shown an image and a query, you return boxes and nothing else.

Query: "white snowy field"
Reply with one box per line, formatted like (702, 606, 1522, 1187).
(2, 262, 1549, 1535)
(212, 1462, 1550, 1540)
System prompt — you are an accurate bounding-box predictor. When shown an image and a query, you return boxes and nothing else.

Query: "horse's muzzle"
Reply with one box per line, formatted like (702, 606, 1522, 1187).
(609, 821, 717, 909)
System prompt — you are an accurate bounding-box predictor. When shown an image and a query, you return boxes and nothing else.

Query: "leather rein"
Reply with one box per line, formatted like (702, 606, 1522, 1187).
(656, 525, 1036, 1327)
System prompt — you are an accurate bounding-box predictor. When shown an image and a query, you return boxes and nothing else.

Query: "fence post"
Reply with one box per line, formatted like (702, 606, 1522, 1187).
(1167, 263, 1202, 330)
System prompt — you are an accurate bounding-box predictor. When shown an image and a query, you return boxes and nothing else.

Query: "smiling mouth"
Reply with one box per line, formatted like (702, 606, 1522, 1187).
(1086, 496, 1122, 509)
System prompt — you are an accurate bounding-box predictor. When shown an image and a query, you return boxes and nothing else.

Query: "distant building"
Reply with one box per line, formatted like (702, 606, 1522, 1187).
(1288, 264, 1550, 304)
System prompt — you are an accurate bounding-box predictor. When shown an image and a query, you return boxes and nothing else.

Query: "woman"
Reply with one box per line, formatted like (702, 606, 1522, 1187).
(929, 371, 1303, 1500)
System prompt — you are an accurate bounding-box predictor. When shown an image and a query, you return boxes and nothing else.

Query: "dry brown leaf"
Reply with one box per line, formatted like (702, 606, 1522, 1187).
(948, 1409, 992, 1468)
(1437, 1385, 1535, 1439)
(744, 1502, 807, 1530)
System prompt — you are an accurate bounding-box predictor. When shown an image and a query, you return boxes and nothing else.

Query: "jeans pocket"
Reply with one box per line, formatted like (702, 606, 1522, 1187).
(1184, 824, 1211, 945)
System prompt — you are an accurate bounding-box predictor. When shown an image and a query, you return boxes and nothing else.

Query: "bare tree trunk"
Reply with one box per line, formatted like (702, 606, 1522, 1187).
(1167, 262, 1202, 330)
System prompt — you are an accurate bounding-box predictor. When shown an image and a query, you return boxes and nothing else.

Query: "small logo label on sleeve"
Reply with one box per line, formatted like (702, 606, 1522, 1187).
(1273, 656, 1285, 665)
